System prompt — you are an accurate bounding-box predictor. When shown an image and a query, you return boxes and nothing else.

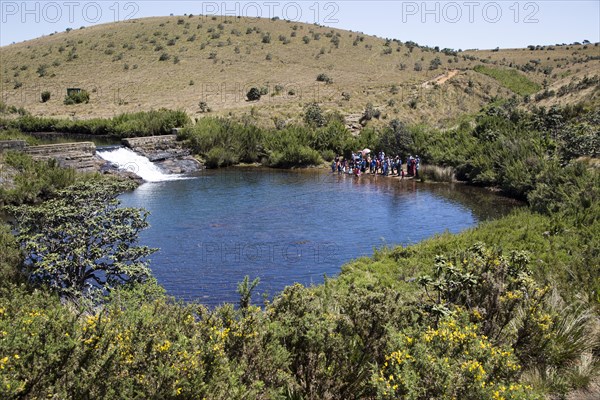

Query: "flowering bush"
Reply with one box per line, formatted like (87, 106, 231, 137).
(374, 315, 540, 399)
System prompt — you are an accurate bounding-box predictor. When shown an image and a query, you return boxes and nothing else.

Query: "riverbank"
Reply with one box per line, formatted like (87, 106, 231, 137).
(1, 101, 598, 399)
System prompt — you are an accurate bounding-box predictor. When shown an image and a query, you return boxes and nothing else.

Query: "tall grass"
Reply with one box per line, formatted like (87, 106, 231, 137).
(419, 164, 455, 182)
(474, 65, 542, 96)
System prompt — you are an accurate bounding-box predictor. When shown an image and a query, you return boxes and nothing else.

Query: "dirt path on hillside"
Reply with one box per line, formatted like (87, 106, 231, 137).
(421, 69, 460, 88)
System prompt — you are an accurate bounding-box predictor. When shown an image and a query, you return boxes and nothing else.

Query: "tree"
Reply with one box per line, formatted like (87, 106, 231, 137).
(246, 87, 261, 101)
(9, 180, 156, 299)
(379, 118, 414, 156)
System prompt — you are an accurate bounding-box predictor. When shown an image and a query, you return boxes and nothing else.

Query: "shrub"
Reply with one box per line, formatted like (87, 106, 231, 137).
(316, 73, 333, 84)
(36, 64, 48, 77)
(198, 101, 211, 113)
(375, 315, 537, 399)
(246, 87, 261, 101)
(419, 165, 455, 182)
(8, 180, 153, 299)
(0, 152, 77, 205)
(303, 102, 326, 127)
(378, 119, 414, 155)
(63, 90, 90, 105)
(359, 103, 380, 125)
(429, 56, 442, 70)
(40, 91, 51, 103)
(205, 146, 238, 168)
(267, 145, 321, 167)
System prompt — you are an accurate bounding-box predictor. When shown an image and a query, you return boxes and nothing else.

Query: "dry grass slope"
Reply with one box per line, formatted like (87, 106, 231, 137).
(1, 15, 599, 128)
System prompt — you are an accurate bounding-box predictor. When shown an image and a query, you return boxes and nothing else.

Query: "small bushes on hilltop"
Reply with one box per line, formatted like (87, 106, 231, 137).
(303, 102, 326, 127)
(63, 90, 90, 105)
(40, 91, 51, 103)
(316, 73, 333, 84)
(246, 87, 261, 101)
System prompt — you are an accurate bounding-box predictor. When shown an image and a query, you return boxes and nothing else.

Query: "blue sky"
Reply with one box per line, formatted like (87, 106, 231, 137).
(1, 1, 599, 48)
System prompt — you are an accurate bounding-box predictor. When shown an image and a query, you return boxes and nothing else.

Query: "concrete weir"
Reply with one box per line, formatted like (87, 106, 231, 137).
(0, 140, 99, 172)
(1, 134, 202, 176)
(24, 142, 98, 172)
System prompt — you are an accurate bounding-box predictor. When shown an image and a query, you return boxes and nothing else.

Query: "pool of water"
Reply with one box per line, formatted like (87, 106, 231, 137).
(118, 168, 519, 306)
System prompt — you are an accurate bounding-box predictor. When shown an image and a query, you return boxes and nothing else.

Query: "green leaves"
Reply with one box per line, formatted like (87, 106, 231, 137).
(8, 180, 155, 299)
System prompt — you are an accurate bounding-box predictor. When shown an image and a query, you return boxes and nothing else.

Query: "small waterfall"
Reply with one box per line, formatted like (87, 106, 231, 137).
(97, 147, 182, 182)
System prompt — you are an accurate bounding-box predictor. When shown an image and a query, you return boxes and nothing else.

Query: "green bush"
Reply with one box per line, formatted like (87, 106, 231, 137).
(0, 223, 23, 286)
(8, 180, 153, 299)
(0, 152, 77, 205)
(40, 91, 51, 103)
(303, 102, 326, 127)
(316, 73, 333, 84)
(205, 146, 238, 168)
(246, 87, 261, 101)
(376, 316, 538, 399)
(267, 144, 321, 168)
(63, 90, 90, 105)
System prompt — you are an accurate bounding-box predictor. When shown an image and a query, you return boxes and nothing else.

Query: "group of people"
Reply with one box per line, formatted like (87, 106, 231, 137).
(331, 151, 421, 178)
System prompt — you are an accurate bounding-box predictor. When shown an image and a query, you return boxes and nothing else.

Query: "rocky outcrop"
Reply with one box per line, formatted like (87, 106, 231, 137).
(122, 135, 202, 173)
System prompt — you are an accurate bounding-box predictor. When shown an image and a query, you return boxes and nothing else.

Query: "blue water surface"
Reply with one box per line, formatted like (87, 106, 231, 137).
(118, 168, 517, 305)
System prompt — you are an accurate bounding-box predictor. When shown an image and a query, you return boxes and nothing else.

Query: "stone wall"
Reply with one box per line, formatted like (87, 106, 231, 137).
(0, 140, 26, 152)
(24, 142, 98, 172)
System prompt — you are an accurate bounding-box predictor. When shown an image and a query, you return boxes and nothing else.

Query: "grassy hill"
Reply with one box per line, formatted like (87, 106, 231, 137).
(1, 15, 599, 128)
